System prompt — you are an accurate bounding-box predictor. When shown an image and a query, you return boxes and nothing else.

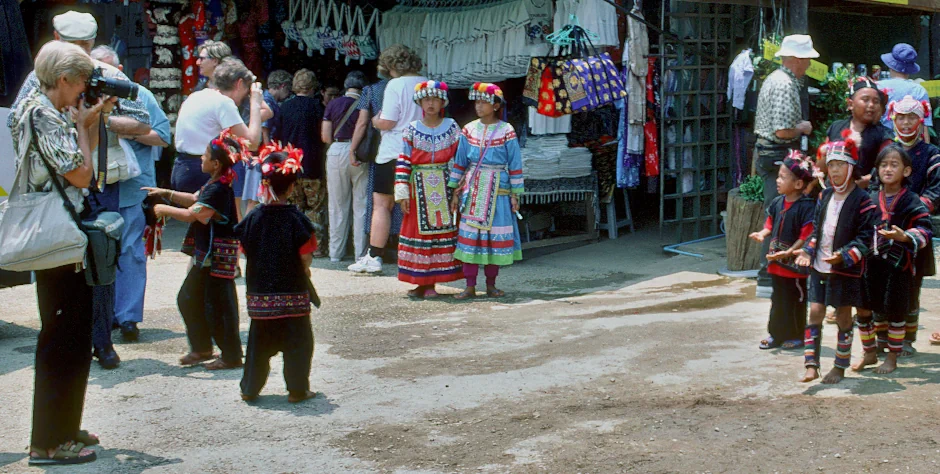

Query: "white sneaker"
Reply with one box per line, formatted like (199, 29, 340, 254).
(348, 255, 383, 273)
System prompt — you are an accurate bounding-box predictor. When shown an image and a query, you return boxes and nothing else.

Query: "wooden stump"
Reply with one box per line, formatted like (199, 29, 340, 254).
(725, 188, 765, 271)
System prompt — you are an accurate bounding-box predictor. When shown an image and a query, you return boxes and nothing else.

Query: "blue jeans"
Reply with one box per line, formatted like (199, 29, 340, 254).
(171, 155, 210, 193)
(114, 204, 147, 325)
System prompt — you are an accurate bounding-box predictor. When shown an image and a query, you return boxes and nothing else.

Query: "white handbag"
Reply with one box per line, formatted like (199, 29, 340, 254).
(0, 112, 87, 272)
(93, 131, 141, 185)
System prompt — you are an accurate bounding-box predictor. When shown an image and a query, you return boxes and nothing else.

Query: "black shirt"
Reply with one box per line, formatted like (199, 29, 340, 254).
(272, 96, 325, 180)
(183, 180, 237, 264)
(235, 204, 315, 296)
(826, 119, 892, 179)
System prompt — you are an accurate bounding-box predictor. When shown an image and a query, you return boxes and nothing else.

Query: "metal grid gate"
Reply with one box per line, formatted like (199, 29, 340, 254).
(658, 1, 735, 242)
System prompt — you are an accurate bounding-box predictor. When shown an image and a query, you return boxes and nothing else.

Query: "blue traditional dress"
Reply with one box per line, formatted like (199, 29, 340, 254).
(448, 119, 524, 265)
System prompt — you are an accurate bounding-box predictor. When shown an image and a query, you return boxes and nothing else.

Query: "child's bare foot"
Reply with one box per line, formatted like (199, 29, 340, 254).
(821, 367, 845, 384)
(486, 286, 505, 298)
(800, 367, 820, 383)
(874, 353, 899, 374)
(288, 390, 317, 403)
(851, 352, 879, 372)
(179, 351, 216, 366)
(454, 287, 476, 300)
(407, 286, 426, 298)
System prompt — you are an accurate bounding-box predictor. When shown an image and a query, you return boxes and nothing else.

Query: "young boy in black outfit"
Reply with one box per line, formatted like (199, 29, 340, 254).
(235, 144, 319, 403)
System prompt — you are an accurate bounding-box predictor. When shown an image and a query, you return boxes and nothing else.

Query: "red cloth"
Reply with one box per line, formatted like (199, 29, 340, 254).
(298, 235, 318, 256)
(179, 15, 198, 95)
(644, 56, 659, 177)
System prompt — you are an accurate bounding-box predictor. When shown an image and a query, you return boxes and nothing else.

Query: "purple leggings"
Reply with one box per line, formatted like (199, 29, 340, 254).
(463, 264, 499, 287)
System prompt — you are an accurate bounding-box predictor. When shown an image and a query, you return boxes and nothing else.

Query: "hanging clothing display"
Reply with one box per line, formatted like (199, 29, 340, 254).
(553, 0, 618, 48)
(149, 2, 185, 125)
(377, 8, 428, 66)
(527, 107, 571, 135)
(727, 49, 753, 111)
(626, 6, 649, 125)
(0, 0, 31, 108)
(644, 56, 659, 178)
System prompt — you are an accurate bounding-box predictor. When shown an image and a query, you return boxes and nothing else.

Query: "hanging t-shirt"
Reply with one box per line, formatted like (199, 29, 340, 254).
(175, 88, 244, 155)
(377, 76, 427, 165)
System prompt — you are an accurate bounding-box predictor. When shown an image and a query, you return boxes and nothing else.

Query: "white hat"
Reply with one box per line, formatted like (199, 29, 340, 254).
(775, 34, 819, 59)
(53, 11, 98, 42)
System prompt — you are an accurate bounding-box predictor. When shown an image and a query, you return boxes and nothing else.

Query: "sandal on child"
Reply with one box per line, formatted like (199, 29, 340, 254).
(759, 337, 780, 350)
(486, 288, 505, 298)
(454, 288, 476, 300)
(28, 442, 96, 466)
(824, 311, 838, 324)
(205, 358, 243, 371)
(179, 351, 217, 366)
(901, 341, 918, 357)
(407, 287, 425, 298)
(422, 289, 440, 299)
(780, 339, 804, 350)
(241, 393, 259, 402)
(288, 390, 317, 403)
(75, 430, 99, 446)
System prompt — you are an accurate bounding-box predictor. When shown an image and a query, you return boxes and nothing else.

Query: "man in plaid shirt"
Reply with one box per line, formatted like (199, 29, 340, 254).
(753, 35, 818, 297)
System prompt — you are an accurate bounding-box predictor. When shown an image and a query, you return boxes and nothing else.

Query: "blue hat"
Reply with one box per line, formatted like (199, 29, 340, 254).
(881, 43, 920, 75)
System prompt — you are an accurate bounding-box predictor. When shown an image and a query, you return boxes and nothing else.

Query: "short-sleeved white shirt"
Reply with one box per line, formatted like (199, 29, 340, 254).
(174, 88, 244, 155)
(376, 76, 427, 164)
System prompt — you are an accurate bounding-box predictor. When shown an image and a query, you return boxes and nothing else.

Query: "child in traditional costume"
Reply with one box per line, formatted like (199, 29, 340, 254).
(795, 131, 877, 384)
(394, 81, 463, 298)
(235, 143, 318, 403)
(449, 83, 524, 299)
(750, 151, 816, 350)
(852, 145, 932, 374)
(884, 96, 940, 353)
(147, 129, 247, 370)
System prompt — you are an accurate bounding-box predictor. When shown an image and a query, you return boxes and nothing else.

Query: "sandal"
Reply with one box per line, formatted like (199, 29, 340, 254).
(759, 337, 780, 350)
(824, 310, 838, 324)
(75, 430, 99, 446)
(781, 339, 804, 350)
(241, 393, 258, 402)
(422, 289, 440, 299)
(407, 287, 425, 298)
(205, 358, 243, 371)
(454, 288, 476, 300)
(486, 288, 505, 298)
(930, 331, 940, 345)
(179, 351, 216, 366)
(288, 390, 317, 403)
(901, 341, 918, 357)
(29, 442, 96, 466)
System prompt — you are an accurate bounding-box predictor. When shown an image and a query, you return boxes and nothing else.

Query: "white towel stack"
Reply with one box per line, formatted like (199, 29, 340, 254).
(522, 135, 593, 180)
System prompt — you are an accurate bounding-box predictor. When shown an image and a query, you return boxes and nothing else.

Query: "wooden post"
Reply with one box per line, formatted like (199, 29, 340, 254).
(725, 188, 765, 271)
(788, 0, 808, 34)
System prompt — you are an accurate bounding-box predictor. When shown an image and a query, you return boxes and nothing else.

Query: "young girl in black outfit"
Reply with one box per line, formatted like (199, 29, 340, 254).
(750, 151, 816, 350)
(147, 129, 247, 370)
(235, 143, 318, 403)
(853, 145, 932, 374)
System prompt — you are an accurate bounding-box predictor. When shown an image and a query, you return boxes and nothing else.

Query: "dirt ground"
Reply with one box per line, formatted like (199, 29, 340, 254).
(1, 228, 940, 473)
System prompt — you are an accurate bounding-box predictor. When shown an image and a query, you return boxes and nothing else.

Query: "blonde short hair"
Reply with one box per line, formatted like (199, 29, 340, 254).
(378, 45, 423, 76)
(198, 40, 232, 60)
(214, 57, 255, 92)
(35, 40, 95, 90)
(292, 69, 318, 94)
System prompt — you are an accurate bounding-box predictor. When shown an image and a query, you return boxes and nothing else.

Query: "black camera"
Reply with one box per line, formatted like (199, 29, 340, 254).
(84, 68, 139, 107)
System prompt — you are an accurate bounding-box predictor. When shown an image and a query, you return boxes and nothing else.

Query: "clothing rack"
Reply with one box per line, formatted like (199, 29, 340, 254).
(396, 0, 509, 8)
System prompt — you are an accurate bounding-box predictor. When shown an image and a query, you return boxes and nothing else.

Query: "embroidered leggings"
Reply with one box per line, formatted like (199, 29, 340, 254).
(463, 263, 499, 287)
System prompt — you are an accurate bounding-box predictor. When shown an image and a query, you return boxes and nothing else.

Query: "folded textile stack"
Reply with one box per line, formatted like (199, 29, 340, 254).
(523, 135, 593, 180)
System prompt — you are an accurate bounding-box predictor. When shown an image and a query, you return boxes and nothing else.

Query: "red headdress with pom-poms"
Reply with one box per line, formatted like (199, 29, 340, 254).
(210, 128, 251, 185)
(254, 141, 305, 203)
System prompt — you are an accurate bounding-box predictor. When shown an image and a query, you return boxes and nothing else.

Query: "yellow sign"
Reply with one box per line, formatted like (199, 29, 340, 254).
(921, 80, 940, 98)
(0, 186, 6, 197)
(869, 0, 909, 4)
(762, 40, 829, 82)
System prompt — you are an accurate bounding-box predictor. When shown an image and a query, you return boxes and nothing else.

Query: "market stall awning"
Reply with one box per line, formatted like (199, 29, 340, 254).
(682, 0, 940, 13)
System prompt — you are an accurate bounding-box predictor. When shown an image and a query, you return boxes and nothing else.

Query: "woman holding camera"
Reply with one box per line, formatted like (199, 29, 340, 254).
(9, 41, 112, 466)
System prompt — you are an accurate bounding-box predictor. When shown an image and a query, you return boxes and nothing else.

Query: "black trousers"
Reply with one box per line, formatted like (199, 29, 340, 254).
(240, 316, 314, 397)
(769, 275, 807, 341)
(92, 283, 115, 350)
(177, 267, 243, 364)
(32, 265, 94, 449)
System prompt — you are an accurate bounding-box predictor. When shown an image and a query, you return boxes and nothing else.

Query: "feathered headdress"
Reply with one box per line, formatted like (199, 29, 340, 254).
(210, 128, 251, 185)
(468, 82, 504, 104)
(413, 80, 450, 106)
(887, 94, 931, 121)
(821, 129, 859, 166)
(255, 141, 304, 203)
(783, 149, 814, 182)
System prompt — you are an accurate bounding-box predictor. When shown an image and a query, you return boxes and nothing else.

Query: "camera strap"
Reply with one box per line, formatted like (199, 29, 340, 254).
(95, 116, 107, 192)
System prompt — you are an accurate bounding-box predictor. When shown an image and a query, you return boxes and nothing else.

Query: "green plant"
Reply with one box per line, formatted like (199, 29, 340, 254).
(809, 67, 852, 152)
(738, 175, 764, 202)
